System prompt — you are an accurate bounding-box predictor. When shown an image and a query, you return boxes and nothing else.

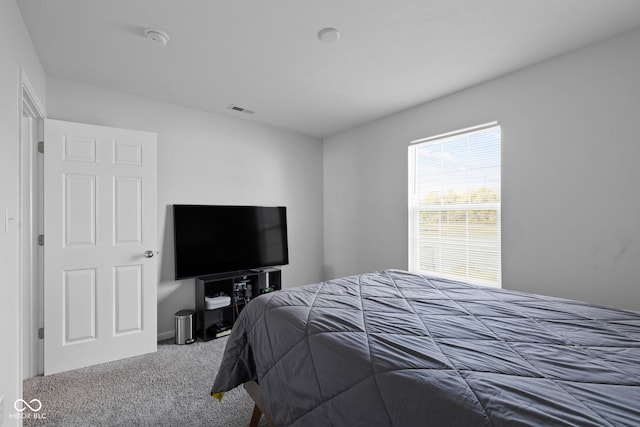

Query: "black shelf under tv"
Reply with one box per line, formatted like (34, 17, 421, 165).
(194, 268, 281, 341)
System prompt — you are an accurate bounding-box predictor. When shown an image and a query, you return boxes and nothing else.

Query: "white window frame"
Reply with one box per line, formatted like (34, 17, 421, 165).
(408, 122, 501, 287)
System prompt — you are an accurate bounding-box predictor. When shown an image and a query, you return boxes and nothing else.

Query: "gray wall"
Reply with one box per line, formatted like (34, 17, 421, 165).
(46, 76, 324, 338)
(323, 28, 640, 311)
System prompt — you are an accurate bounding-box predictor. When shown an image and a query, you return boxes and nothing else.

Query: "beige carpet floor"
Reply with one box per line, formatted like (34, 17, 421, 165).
(22, 337, 267, 426)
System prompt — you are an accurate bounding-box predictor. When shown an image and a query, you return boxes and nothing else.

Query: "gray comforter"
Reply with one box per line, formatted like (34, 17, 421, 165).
(212, 269, 640, 426)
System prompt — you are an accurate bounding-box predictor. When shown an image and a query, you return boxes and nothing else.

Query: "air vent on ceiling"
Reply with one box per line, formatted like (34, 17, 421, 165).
(228, 104, 255, 115)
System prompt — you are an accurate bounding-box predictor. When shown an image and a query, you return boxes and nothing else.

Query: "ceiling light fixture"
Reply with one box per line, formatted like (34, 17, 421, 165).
(144, 28, 170, 47)
(318, 27, 340, 44)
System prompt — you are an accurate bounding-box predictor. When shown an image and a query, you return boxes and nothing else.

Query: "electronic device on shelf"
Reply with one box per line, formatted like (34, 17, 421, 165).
(194, 268, 282, 341)
(232, 279, 252, 303)
(172, 204, 289, 280)
(206, 322, 232, 339)
(205, 295, 231, 310)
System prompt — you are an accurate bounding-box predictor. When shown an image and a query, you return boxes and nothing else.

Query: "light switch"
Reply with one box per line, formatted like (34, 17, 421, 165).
(3, 209, 16, 234)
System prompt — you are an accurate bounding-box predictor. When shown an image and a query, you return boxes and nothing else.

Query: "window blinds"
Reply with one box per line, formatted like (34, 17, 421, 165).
(408, 123, 501, 287)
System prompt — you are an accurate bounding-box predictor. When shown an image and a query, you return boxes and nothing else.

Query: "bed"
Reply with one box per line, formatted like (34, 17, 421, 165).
(211, 269, 640, 426)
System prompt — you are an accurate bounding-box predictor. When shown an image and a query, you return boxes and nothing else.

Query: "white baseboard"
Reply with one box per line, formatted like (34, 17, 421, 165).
(157, 330, 174, 342)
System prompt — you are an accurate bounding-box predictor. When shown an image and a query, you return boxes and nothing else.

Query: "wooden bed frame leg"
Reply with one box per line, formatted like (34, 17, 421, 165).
(249, 404, 262, 427)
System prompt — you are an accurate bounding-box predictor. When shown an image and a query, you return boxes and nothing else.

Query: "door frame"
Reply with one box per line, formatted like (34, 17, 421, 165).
(18, 68, 46, 383)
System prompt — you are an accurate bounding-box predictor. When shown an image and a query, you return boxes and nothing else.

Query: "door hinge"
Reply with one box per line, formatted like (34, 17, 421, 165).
(37, 141, 44, 154)
(38, 327, 44, 339)
(37, 234, 44, 246)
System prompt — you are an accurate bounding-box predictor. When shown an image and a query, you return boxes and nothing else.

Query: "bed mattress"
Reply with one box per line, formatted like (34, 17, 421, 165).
(212, 269, 640, 426)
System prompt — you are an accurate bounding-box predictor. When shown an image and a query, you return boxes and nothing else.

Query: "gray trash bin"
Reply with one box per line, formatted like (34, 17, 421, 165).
(175, 309, 195, 345)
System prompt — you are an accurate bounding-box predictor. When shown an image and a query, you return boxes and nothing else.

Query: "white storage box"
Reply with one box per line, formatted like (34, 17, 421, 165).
(205, 295, 231, 310)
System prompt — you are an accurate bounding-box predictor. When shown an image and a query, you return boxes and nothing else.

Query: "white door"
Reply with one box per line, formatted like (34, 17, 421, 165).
(43, 119, 158, 375)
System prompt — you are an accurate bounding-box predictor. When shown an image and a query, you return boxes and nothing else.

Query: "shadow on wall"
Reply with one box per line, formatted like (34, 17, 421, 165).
(157, 204, 193, 305)
(157, 204, 196, 338)
(158, 204, 193, 303)
(160, 204, 175, 283)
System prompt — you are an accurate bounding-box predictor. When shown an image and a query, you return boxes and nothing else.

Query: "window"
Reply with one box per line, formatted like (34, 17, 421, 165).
(408, 122, 501, 287)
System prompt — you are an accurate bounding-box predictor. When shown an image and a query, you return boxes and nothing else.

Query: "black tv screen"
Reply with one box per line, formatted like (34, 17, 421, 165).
(173, 205, 289, 279)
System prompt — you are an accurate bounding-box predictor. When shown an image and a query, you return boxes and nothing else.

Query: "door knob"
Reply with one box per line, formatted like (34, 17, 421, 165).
(144, 250, 154, 258)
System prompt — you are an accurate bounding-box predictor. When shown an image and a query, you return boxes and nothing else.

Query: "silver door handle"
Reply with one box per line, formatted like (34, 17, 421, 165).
(144, 250, 154, 258)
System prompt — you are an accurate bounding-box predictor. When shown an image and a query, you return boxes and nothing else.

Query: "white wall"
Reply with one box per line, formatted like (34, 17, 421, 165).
(0, 1, 46, 425)
(46, 76, 324, 338)
(323, 27, 640, 311)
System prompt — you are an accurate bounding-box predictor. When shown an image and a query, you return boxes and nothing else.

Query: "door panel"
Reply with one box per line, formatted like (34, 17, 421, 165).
(114, 264, 143, 335)
(114, 176, 142, 244)
(64, 173, 96, 246)
(44, 119, 157, 375)
(63, 268, 97, 343)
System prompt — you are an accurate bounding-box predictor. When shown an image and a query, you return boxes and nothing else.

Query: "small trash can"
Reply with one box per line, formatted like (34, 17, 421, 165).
(175, 309, 195, 345)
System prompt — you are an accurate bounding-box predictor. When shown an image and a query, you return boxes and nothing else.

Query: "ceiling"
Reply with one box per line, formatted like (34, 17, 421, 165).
(18, 0, 640, 138)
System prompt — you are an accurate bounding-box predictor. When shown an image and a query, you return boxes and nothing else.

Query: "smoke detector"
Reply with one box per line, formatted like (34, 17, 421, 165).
(144, 28, 170, 47)
(318, 28, 340, 44)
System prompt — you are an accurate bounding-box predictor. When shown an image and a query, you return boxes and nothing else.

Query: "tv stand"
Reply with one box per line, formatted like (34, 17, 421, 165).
(195, 268, 281, 341)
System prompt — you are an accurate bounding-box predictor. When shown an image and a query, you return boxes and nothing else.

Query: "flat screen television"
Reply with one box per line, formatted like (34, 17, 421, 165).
(173, 204, 289, 279)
